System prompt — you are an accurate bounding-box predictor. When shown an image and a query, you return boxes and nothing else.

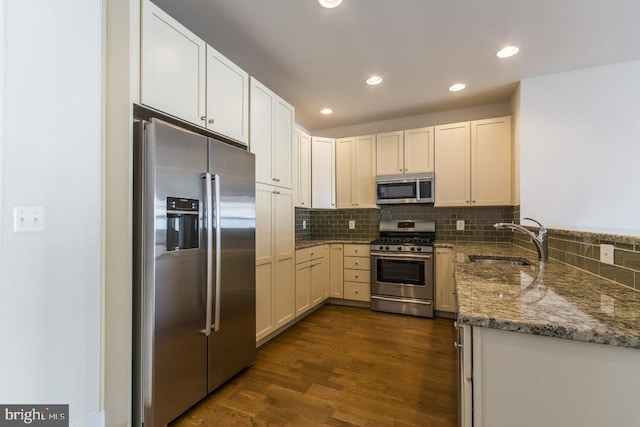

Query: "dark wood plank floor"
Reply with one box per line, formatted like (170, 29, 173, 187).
(171, 305, 457, 427)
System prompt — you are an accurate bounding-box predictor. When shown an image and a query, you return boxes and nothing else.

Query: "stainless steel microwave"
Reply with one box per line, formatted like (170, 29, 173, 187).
(376, 173, 434, 204)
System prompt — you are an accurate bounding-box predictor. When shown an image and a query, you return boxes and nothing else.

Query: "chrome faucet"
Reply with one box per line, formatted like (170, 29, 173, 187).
(494, 217, 548, 262)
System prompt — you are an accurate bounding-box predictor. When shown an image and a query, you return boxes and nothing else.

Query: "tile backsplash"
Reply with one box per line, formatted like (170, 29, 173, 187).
(295, 205, 515, 242)
(296, 204, 640, 291)
(512, 227, 640, 291)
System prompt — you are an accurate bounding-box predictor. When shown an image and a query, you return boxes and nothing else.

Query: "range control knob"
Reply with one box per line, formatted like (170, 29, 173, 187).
(410, 247, 415, 252)
(417, 247, 422, 252)
(385, 246, 389, 250)
(397, 246, 402, 251)
(378, 246, 384, 250)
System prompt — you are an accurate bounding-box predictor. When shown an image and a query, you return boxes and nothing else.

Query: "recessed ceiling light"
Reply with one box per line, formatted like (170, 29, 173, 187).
(496, 45, 520, 59)
(448, 83, 466, 92)
(318, 0, 342, 8)
(320, 108, 333, 115)
(366, 75, 383, 86)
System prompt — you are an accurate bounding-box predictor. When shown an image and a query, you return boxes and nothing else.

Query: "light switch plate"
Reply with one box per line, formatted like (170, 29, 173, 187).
(600, 244, 614, 265)
(456, 220, 465, 231)
(13, 206, 45, 233)
(348, 220, 355, 229)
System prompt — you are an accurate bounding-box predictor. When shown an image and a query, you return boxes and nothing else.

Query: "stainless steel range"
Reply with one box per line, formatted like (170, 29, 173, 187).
(370, 220, 435, 318)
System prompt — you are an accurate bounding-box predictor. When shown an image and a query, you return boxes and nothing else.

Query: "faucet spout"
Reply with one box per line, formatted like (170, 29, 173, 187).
(494, 218, 548, 262)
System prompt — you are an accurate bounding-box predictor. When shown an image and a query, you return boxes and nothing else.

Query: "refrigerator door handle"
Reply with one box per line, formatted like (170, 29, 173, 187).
(202, 173, 214, 337)
(212, 174, 222, 333)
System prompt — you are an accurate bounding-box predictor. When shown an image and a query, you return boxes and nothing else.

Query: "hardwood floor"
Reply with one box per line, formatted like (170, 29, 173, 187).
(171, 305, 457, 427)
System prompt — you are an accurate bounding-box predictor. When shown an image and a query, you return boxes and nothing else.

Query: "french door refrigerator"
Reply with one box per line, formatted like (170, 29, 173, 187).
(133, 118, 256, 426)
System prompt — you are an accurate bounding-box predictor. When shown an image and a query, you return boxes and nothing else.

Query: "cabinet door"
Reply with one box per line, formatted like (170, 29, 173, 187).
(298, 131, 312, 208)
(434, 122, 471, 207)
(404, 126, 434, 173)
(376, 131, 404, 175)
(274, 98, 295, 189)
(323, 245, 331, 299)
(471, 116, 512, 206)
(255, 262, 274, 341)
(355, 134, 377, 207)
(250, 78, 274, 185)
(295, 262, 311, 316)
(273, 189, 294, 325)
(310, 258, 325, 307)
(329, 244, 344, 298)
(293, 129, 300, 206)
(205, 45, 249, 144)
(311, 137, 336, 209)
(336, 137, 355, 208)
(255, 184, 274, 341)
(435, 248, 456, 312)
(141, 0, 206, 125)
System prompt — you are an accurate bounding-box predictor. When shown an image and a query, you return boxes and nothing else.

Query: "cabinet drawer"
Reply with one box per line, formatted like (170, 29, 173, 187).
(344, 269, 370, 283)
(344, 282, 370, 302)
(296, 246, 323, 264)
(344, 256, 369, 270)
(344, 244, 369, 257)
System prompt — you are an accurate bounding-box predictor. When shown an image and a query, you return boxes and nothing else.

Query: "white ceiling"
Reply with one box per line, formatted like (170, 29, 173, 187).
(151, 0, 640, 132)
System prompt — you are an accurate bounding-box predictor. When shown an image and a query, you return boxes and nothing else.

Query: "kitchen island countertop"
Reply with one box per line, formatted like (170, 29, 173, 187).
(442, 241, 640, 349)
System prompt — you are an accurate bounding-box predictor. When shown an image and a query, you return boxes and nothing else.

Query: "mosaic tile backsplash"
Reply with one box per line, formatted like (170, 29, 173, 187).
(512, 227, 640, 291)
(296, 204, 640, 291)
(295, 205, 515, 242)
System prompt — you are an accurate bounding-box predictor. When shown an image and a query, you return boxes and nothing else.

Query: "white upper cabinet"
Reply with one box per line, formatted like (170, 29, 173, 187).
(376, 128, 434, 175)
(434, 122, 471, 207)
(294, 128, 311, 208)
(250, 78, 294, 189)
(404, 126, 435, 173)
(274, 98, 295, 189)
(434, 117, 512, 207)
(205, 45, 249, 144)
(376, 131, 404, 175)
(471, 116, 512, 206)
(141, 0, 206, 125)
(336, 135, 376, 208)
(311, 136, 336, 209)
(141, 0, 249, 144)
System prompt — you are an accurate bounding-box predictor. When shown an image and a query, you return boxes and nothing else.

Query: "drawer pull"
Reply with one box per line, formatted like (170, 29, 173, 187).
(354, 275, 358, 279)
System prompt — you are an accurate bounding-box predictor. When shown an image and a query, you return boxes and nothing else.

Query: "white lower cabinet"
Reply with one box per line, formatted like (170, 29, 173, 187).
(295, 245, 328, 317)
(468, 326, 640, 427)
(255, 184, 294, 342)
(343, 244, 370, 302)
(329, 244, 344, 298)
(435, 248, 456, 313)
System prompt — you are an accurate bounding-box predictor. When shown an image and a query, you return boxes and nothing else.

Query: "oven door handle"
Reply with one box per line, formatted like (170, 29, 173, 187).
(371, 253, 432, 260)
(370, 295, 433, 305)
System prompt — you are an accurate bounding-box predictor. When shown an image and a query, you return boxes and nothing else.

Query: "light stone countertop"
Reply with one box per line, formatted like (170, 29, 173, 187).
(442, 242, 640, 349)
(295, 239, 372, 250)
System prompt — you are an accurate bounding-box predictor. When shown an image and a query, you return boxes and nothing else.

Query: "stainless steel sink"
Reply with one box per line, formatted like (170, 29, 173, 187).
(468, 255, 533, 266)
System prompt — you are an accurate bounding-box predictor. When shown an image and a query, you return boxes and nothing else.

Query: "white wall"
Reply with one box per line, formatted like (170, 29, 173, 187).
(0, 1, 103, 426)
(312, 102, 512, 138)
(519, 60, 640, 236)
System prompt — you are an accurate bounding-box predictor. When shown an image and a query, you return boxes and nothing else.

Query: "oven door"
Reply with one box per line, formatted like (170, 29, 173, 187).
(370, 253, 433, 300)
(376, 180, 419, 204)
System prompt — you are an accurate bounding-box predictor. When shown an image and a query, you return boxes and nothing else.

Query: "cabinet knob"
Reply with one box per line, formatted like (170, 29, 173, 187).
(301, 202, 305, 205)
(200, 116, 207, 121)
(208, 119, 215, 124)
(355, 290, 359, 294)
(355, 275, 358, 278)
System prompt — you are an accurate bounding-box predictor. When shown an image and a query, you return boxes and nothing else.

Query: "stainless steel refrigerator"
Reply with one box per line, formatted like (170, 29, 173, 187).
(133, 118, 256, 426)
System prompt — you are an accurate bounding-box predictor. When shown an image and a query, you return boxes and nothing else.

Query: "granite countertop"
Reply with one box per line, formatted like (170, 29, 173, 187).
(446, 242, 640, 349)
(295, 239, 372, 250)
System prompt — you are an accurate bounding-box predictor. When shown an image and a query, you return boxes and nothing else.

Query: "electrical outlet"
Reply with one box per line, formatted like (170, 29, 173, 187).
(13, 206, 45, 233)
(600, 244, 614, 265)
(348, 220, 356, 230)
(302, 220, 307, 229)
(456, 220, 465, 231)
